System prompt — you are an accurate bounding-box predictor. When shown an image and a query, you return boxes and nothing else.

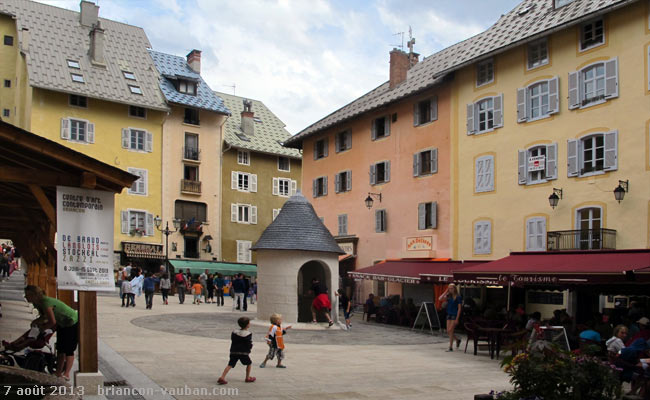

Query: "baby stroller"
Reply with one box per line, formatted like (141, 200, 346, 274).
(0, 327, 57, 373)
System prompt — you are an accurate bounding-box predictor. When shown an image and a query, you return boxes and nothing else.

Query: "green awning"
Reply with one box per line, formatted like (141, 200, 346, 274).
(169, 260, 257, 277)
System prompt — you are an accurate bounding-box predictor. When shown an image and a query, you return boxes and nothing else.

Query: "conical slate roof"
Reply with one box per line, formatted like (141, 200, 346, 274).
(252, 192, 345, 254)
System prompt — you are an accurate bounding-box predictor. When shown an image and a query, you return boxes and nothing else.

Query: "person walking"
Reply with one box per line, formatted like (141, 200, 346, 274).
(199, 269, 209, 304)
(438, 283, 463, 352)
(217, 317, 255, 385)
(130, 269, 144, 307)
(143, 272, 159, 310)
(206, 273, 215, 304)
(121, 276, 133, 307)
(160, 273, 171, 305)
(242, 276, 250, 311)
(175, 269, 186, 304)
(232, 274, 245, 311)
(215, 273, 225, 306)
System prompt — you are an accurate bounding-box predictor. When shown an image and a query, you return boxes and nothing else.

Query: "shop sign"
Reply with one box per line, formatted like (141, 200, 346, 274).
(348, 272, 418, 284)
(406, 236, 432, 251)
(123, 242, 164, 258)
(500, 274, 559, 284)
(528, 155, 545, 172)
(339, 242, 354, 255)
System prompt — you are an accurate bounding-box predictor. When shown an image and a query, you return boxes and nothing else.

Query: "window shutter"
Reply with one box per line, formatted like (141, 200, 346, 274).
(493, 94, 503, 128)
(345, 131, 351, 149)
(568, 71, 580, 109)
(603, 130, 618, 171)
(516, 87, 527, 123)
(334, 173, 341, 193)
(145, 213, 153, 236)
(343, 215, 348, 235)
(273, 209, 280, 220)
(385, 161, 390, 182)
(322, 176, 328, 195)
(231, 204, 238, 222)
(418, 203, 426, 230)
(475, 158, 484, 192)
(375, 210, 382, 233)
(312, 179, 318, 197)
(122, 128, 130, 148)
(60, 118, 70, 140)
(323, 137, 329, 157)
(291, 180, 297, 195)
(546, 143, 558, 180)
(272, 177, 279, 195)
(518, 150, 527, 185)
(484, 222, 492, 253)
(648, 46, 650, 91)
(567, 139, 579, 177)
(335, 135, 341, 153)
(413, 102, 420, 126)
(431, 96, 438, 121)
(121, 210, 129, 234)
(526, 220, 535, 251)
(413, 153, 420, 177)
(485, 157, 494, 191)
(141, 170, 148, 194)
(87, 123, 95, 143)
(145, 131, 153, 152)
(466, 103, 475, 135)
(431, 149, 438, 174)
(313, 141, 318, 160)
(604, 58, 619, 99)
(548, 76, 559, 114)
(231, 172, 237, 190)
(537, 219, 546, 251)
(384, 117, 390, 137)
(430, 202, 437, 229)
(473, 222, 482, 254)
(250, 174, 257, 192)
(251, 206, 257, 224)
(346, 171, 352, 191)
(371, 120, 377, 140)
(370, 164, 377, 185)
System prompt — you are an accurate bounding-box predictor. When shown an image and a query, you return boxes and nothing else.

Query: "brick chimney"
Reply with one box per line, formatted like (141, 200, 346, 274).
(389, 49, 409, 89)
(79, 1, 99, 27)
(89, 21, 105, 65)
(187, 49, 201, 74)
(241, 99, 254, 136)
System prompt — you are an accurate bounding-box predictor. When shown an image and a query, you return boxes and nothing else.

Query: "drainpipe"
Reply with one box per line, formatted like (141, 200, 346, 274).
(218, 117, 230, 261)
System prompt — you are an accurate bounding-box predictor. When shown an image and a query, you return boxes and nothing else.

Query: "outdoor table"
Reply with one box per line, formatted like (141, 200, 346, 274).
(478, 327, 510, 359)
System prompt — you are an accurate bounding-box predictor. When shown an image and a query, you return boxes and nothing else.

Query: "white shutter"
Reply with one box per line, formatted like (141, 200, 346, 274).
(413, 102, 420, 126)
(231, 172, 237, 190)
(334, 173, 341, 193)
(121, 210, 129, 234)
(526, 220, 535, 251)
(413, 153, 420, 177)
(603, 130, 618, 171)
(122, 128, 130, 148)
(345, 171, 351, 191)
(375, 210, 382, 233)
(312, 179, 318, 197)
(567, 139, 579, 177)
(251, 206, 257, 224)
(548, 76, 559, 114)
(475, 158, 484, 192)
(536, 219, 546, 251)
(546, 143, 558, 180)
(431, 96, 438, 121)
(384, 116, 391, 137)
(60, 118, 70, 140)
(370, 164, 377, 185)
(518, 150, 527, 185)
(473, 222, 482, 254)
(385, 161, 391, 182)
(345, 131, 351, 149)
(272, 177, 279, 195)
(493, 94, 504, 128)
(273, 209, 280, 220)
(237, 241, 244, 262)
(604, 58, 619, 99)
(483, 222, 492, 253)
(145, 213, 153, 236)
(485, 156, 494, 191)
(418, 203, 426, 230)
(322, 176, 328, 195)
(431, 149, 438, 174)
(250, 174, 257, 192)
(526, 218, 546, 251)
(87, 122, 95, 143)
(430, 202, 437, 229)
(516, 87, 527, 123)
(291, 180, 297, 195)
(231, 204, 238, 222)
(466, 103, 475, 135)
(145, 131, 153, 152)
(568, 71, 580, 109)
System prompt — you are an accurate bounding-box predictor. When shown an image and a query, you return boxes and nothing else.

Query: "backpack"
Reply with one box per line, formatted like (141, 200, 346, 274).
(175, 273, 184, 284)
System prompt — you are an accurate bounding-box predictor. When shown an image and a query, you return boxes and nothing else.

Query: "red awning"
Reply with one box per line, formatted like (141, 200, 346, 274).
(339, 254, 354, 262)
(453, 250, 650, 285)
(348, 259, 488, 284)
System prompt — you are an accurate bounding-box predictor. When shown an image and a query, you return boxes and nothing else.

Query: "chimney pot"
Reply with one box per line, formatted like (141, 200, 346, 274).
(80, 1, 99, 27)
(89, 21, 105, 65)
(187, 49, 201, 74)
(241, 99, 254, 136)
(389, 49, 409, 89)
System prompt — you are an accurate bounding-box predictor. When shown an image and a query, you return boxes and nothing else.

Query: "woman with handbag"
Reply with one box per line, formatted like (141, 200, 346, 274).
(439, 283, 463, 352)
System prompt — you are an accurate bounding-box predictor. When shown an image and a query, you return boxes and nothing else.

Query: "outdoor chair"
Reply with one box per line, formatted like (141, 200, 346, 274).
(363, 303, 377, 322)
(464, 322, 490, 355)
(499, 329, 529, 358)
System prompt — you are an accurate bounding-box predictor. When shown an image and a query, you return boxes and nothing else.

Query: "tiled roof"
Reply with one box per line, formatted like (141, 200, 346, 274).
(286, 0, 636, 147)
(252, 192, 344, 254)
(0, 0, 168, 111)
(148, 50, 230, 115)
(217, 91, 302, 158)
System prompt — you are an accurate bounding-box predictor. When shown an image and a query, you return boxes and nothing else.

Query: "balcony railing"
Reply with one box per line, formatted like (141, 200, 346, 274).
(178, 219, 203, 234)
(547, 229, 616, 251)
(182, 146, 201, 161)
(181, 179, 201, 194)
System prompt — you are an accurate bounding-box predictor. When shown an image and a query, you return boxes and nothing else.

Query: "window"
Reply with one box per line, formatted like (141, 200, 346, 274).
(69, 94, 87, 108)
(418, 202, 437, 230)
(278, 156, 290, 171)
(475, 155, 494, 193)
(413, 96, 438, 126)
(232, 171, 257, 192)
(375, 209, 387, 233)
(272, 209, 281, 220)
(231, 204, 257, 225)
(476, 59, 494, 87)
(121, 128, 152, 152)
(184, 164, 199, 182)
(313, 176, 327, 198)
(127, 168, 148, 196)
(335, 130, 351, 152)
(71, 73, 84, 83)
(313, 138, 328, 160)
(129, 106, 146, 118)
(338, 214, 348, 236)
(517, 78, 559, 123)
(568, 131, 617, 177)
(518, 144, 558, 185)
(474, 220, 491, 255)
(4, 79, 10, 88)
(174, 200, 207, 224)
(526, 217, 546, 251)
(128, 85, 142, 95)
(527, 39, 549, 69)
(184, 133, 199, 160)
(333, 170, 351, 193)
(237, 150, 250, 165)
(370, 161, 390, 185)
(178, 80, 197, 95)
(467, 95, 503, 135)
(236, 240, 252, 263)
(555, 0, 574, 8)
(4, 35, 13, 46)
(60, 118, 94, 143)
(580, 19, 604, 51)
(413, 148, 438, 177)
(184, 108, 200, 125)
(569, 59, 618, 109)
(66, 59, 80, 69)
(273, 177, 296, 197)
(2, 109, 9, 118)
(371, 116, 390, 140)
(120, 210, 153, 236)
(122, 71, 136, 80)
(577, 207, 603, 250)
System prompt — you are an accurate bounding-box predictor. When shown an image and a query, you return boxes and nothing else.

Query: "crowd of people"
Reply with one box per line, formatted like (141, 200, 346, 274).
(363, 293, 419, 327)
(0, 243, 19, 280)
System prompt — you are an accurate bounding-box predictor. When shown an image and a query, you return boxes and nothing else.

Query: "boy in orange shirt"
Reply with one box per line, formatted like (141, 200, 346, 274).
(191, 280, 203, 305)
(259, 313, 291, 368)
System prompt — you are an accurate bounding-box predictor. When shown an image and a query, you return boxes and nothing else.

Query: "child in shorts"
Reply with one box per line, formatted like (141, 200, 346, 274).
(259, 313, 291, 368)
(218, 317, 255, 385)
(191, 280, 203, 305)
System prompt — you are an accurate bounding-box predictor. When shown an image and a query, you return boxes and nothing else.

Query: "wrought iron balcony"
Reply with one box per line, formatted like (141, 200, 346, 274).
(547, 229, 616, 251)
(180, 179, 201, 194)
(182, 146, 200, 161)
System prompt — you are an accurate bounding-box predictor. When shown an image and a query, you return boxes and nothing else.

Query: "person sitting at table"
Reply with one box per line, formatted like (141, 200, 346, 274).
(579, 320, 602, 342)
(525, 312, 541, 331)
(626, 317, 650, 347)
(606, 324, 628, 354)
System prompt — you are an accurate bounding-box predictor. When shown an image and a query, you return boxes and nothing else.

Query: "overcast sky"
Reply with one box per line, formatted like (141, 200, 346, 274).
(42, 0, 522, 134)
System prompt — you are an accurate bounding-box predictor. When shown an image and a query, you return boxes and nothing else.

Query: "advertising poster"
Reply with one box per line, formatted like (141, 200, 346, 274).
(56, 186, 115, 291)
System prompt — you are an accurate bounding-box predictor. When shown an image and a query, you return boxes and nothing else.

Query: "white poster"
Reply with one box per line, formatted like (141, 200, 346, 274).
(56, 186, 115, 291)
(528, 155, 546, 172)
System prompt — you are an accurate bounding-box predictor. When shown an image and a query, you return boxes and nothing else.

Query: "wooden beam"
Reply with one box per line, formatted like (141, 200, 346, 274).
(78, 291, 98, 373)
(81, 172, 97, 189)
(29, 184, 56, 226)
(0, 166, 81, 187)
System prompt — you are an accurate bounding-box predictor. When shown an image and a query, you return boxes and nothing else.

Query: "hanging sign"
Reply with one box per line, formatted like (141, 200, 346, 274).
(406, 236, 432, 251)
(528, 155, 546, 172)
(56, 186, 115, 291)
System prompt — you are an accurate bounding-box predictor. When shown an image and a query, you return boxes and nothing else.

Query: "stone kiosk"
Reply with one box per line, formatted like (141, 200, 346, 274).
(252, 193, 344, 325)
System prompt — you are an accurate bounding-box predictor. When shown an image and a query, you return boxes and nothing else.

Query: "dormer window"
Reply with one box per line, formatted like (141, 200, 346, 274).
(67, 59, 80, 69)
(123, 71, 136, 80)
(178, 80, 197, 95)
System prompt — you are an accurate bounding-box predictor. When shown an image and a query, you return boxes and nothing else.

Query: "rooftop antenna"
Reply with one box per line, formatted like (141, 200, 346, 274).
(221, 83, 236, 95)
(407, 25, 416, 54)
(391, 31, 405, 50)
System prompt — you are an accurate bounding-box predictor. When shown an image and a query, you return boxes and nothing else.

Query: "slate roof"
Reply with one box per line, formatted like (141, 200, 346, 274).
(217, 91, 301, 158)
(285, 0, 637, 147)
(252, 192, 344, 254)
(148, 50, 230, 115)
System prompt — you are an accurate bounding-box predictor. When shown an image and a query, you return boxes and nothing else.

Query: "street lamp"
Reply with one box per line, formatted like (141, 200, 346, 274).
(548, 188, 563, 210)
(364, 192, 382, 209)
(154, 215, 180, 271)
(613, 180, 629, 203)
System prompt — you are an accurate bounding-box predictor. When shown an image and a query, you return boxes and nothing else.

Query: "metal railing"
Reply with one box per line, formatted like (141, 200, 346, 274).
(180, 179, 201, 194)
(546, 229, 616, 251)
(182, 146, 200, 161)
